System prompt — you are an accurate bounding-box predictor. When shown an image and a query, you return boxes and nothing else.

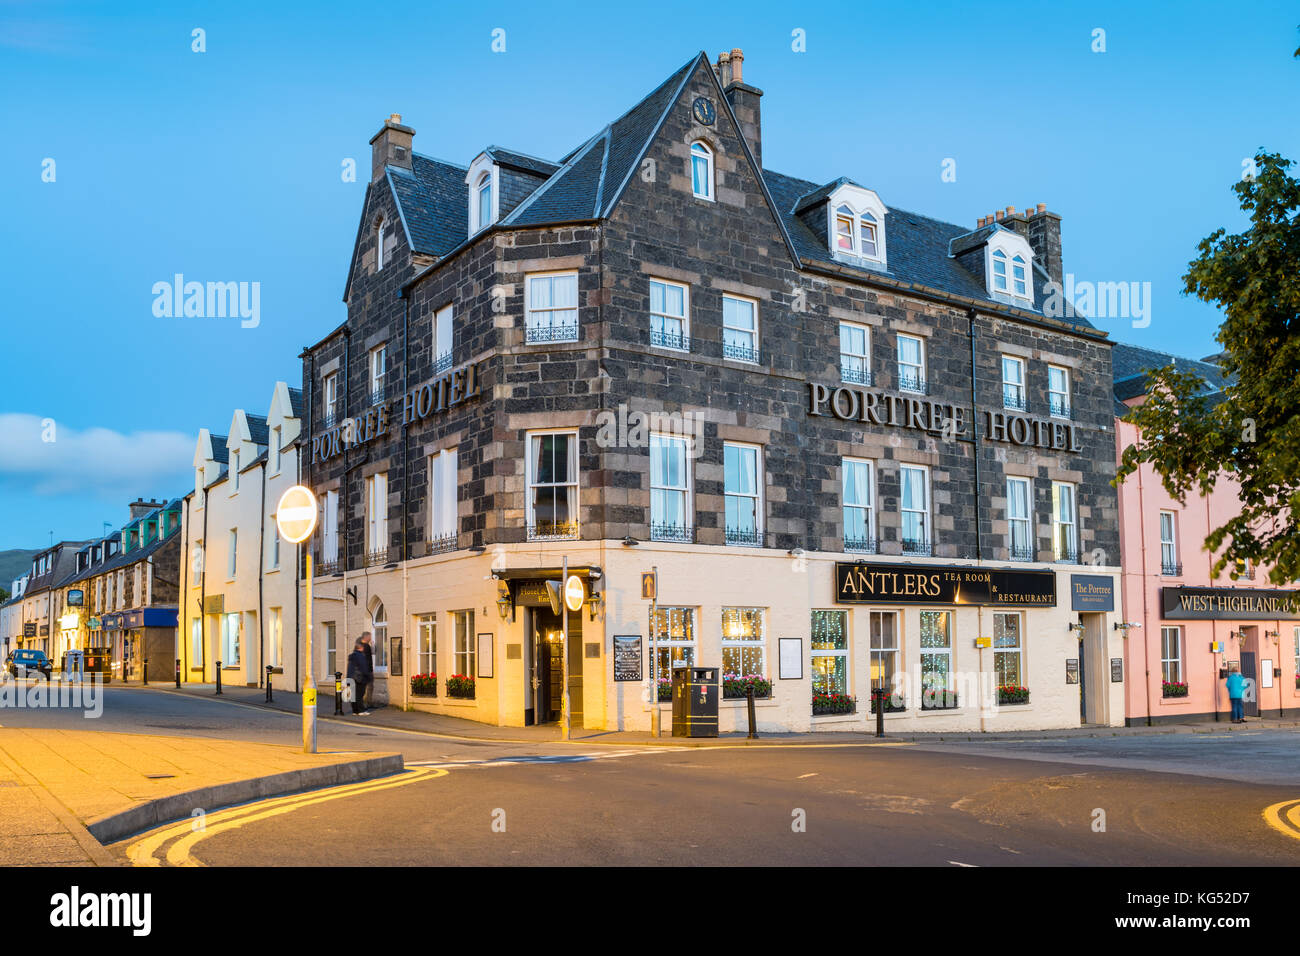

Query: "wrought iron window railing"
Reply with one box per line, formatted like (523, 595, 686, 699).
(844, 535, 877, 555)
(527, 521, 580, 541)
(898, 371, 928, 394)
(725, 526, 763, 547)
(1049, 395, 1072, 419)
(322, 412, 338, 430)
(369, 385, 386, 406)
(366, 547, 391, 567)
(1161, 561, 1183, 576)
(840, 364, 871, 386)
(1055, 544, 1080, 564)
(722, 341, 761, 364)
(525, 322, 579, 344)
(1008, 543, 1034, 562)
(901, 536, 932, 556)
(427, 533, 458, 555)
(433, 351, 453, 374)
(650, 522, 695, 543)
(650, 330, 691, 351)
(1002, 388, 1028, 412)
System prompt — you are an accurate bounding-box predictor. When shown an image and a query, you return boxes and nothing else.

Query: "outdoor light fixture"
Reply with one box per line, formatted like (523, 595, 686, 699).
(788, 547, 806, 558)
(470, 544, 487, 554)
(1068, 622, 1086, 635)
(622, 536, 639, 546)
(588, 590, 604, 621)
(496, 595, 512, 621)
(1112, 622, 1142, 633)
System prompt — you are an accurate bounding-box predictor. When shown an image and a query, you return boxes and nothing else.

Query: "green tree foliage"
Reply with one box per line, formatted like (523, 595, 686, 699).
(1116, 152, 1300, 585)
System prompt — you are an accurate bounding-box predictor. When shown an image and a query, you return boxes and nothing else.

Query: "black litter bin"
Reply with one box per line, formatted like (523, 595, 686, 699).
(671, 666, 719, 737)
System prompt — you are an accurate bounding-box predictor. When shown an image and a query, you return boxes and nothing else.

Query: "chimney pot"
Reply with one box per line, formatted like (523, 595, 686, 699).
(730, 48, 744, 84)
(976, 217, 984, 228)
(995, 210, 1004, 221)
(1006, 205, 1015, 216)
(717, 51, 732, 88)
(389, 113, 401, 124)
(1037, 202, 1047, 214)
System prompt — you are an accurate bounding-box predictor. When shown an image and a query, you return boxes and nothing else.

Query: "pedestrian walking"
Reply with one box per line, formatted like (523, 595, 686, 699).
(347, 639, 372, 716)
(358, 631, 373, 711)
(1225, 664, 1246, 723)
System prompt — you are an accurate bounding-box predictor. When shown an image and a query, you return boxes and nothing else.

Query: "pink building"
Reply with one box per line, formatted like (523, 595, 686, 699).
(1114, 344, 1300, 725)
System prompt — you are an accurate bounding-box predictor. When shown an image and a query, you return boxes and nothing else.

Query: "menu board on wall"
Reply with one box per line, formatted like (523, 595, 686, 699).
(613, 636, 642, 682)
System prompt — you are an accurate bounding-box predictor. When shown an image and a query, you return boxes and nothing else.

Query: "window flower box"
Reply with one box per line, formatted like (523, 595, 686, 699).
(812, 692, 857, 716)
(920, 687, 959, 710)
(657, 677, 672, 702)
(410, 674, 437, 697)
(1294, 673, 1300, 690)
(723, 674, 772, 699)
(869, 693, 906, 714)
(997, 685, 1029, 705)
(1162, 681, 1188, 698)
(445, 674, 475, 699)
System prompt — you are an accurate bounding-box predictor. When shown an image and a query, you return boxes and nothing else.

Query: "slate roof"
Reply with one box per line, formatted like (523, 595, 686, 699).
(376, 51, 1100, 336)
(23, 542, 90, 595)
(288, 387, 304, 419)
(245, 414, 269, 447)
(1111, 343, 1231, 416)
(59, 498, 185, 587)
(208, 434, 229, 465)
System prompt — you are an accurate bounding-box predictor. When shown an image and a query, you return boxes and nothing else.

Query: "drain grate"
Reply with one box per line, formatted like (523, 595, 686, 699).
(144, 773, 175, 779)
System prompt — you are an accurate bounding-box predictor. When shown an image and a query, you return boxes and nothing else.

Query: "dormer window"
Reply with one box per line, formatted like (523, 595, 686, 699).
(465, 154, 500, 234)
(986, 234, 1035, 306)
(823, 185, 887, 268)
(690, 141, 714, 201)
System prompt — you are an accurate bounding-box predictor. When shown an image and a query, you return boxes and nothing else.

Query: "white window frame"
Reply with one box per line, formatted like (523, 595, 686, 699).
(476, 173, 492, 231)
(919, 609, 954, 695)
(323, 372, 339, 424)
(1159, 510, 1178, 573)
(190, 618, 202, 665)
(900, 464, 930, 554)
(268, 518, 280, 571)
(1007, 476, 1033, 560)
(810, 609, 849, 697)
(869, 610, 900, 695)
(839, 321, 871, 385)
(466, 157, 500, 234)
(227, 529, 237, 580)
(453, 609, 475, 677)
(721, 607, 766, 677)
(416, 614, 436, 677)
(721, 293, 759, 364)
(230, 449, 240, 493)
(524, 271, 579, 343)
(690, 141, 714, 201)
(322, 490, 339, 565)
(1048, 365, 1071, 418)
(826, 185, 888, 267)
(650, 606, 696, 681)
(986, 235, 1036, 305)
(366, 472, 388, 559)
(371, 602, 388, 670)
(649, 278, 690, 351)
(526, 430, 579, 540)
(375, 219, 386, 271)
(324, 621, 338, 678)
(1052, 481, 1078, 562)
(434, 304, 454, 372)
(1001, 355, 1026, 410)
(1160, 626, 1183, 685)
(268, 607, 282, 668)
(369, 344, 387, 403)
(897, 334, 926, 393)
(993, 611, 1023, 687)
(723, 441, 763, 546)
(270, 426, 281, 474)
(842, 457, 874, 552)
(650, 433, 692, 542)
(428, 448, 458, 545)
(222, 612, 240, 666)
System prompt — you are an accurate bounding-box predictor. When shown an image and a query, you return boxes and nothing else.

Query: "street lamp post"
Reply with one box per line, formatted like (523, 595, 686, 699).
(276, 485, 319, 754)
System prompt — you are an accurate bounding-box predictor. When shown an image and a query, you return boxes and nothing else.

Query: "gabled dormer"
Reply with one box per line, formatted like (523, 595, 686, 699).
(226, 410, 268, 495)
(794, 179, 888, 271)
(193, 429, 229, 506)
(949, 221, 1036, 309)
(266, 381, 303, 477)
(465, 151, 499, 235)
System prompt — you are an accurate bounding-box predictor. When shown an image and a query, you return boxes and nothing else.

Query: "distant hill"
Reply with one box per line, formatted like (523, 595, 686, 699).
(0, 549, 39, 587)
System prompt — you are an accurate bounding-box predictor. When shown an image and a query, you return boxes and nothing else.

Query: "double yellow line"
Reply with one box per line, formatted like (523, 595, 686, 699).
(1262, 798, 1300, 843)
(125, 767, 446, 867)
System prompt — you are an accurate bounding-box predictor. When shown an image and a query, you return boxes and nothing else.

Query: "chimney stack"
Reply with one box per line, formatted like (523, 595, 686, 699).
(369, 112, 415, 183)
(129, 497, 165, 519)
(717, 47, 763, 168)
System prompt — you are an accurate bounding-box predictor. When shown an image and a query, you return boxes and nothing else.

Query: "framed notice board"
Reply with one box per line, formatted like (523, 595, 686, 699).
(613, 635, 642, 682)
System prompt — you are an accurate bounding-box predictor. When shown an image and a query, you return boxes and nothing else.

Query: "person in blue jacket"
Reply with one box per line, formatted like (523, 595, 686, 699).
(1225, 664, 1246, 723)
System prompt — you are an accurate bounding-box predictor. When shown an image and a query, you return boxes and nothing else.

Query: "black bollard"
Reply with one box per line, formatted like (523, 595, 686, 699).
(334, 671, 344, 715)
(746, 683, 759, 739)
(174, 657, 181, 689)
(142, 658, 149, 686)
(215, 662, 223, 695)
(265, 665, 273, 702)
(872, 686, 885, 738)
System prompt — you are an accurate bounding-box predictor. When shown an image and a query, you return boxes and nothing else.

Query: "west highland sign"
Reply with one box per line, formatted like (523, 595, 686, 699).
(835, 562, 1057, 607)
(1161, 586, 1300, 621)
(312, 361, 482, 464)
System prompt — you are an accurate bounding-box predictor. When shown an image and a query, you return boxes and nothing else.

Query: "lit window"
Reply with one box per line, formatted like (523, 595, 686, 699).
(993, 612, 1022, 686)
(870, 610, 900, 694)
(690, 141, 714, 200)
(453, 609, 475, 677)
(834, 205, 855, 251)
(920, 610, 953, 697)
(842, 458, 874, 553)
(722, 295, 758, 363)
(650, 607, 696, 680)
(650, 434, 691, 542)
(721, 607, 765, 676)
(724, 442, 762, 546)
(649, 279, 689, 350)
(525, 272, 579, 344)
(527, 432, 578, 540)
(811, 610, 849, 697)
(416, 614, 436, 677)
(839, 321, 870, 385)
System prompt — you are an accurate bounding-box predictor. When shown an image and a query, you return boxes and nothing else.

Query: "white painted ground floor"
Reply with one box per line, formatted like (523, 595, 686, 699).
(303, 542, 1125, 733)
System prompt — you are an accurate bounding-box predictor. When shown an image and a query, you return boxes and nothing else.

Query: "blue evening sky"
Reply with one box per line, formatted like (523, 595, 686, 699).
(1, 0, 1297, 552)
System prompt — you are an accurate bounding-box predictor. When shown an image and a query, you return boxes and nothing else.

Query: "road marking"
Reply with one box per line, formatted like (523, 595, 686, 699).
(1262, 798, 1300, 843)
(407, 750, 671, 769)
(798, 773, 818, 778)
(948, 860, 978, 867)
(125, 767, 446, 866)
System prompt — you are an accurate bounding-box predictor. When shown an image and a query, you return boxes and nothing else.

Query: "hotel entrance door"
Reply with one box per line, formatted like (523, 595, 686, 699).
(525, 605, 584, 727)
(1240, 626, 1260, 718)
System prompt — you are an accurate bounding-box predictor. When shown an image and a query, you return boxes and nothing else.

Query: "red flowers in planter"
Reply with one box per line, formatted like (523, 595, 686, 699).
(445, 674, 475, 699)
(997, 684, 1029, 704)
(1161, 681, 1189, 698)
(410, 673, 437, 695)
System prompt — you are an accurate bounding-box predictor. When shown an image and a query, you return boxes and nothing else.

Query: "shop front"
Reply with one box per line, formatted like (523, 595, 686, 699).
(100, 607, 178, 682)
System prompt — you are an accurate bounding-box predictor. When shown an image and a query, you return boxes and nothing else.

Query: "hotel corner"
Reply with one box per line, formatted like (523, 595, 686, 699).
(296, 49, 1126, 733)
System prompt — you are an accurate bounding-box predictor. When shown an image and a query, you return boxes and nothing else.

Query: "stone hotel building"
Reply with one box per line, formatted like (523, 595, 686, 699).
(300, 49, 1125, 732)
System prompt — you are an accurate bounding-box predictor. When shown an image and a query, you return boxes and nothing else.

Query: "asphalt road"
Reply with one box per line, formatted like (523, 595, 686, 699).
(6, 686, 1300, 865)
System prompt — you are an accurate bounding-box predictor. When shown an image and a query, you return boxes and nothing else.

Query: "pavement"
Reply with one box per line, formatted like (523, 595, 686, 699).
(0, 716, 401, 866)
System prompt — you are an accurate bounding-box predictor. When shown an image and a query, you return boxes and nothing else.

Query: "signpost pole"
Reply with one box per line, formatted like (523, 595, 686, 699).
(275, 485, 319, 755)
(560, 556, 570, 742)
(303, 550, 316, 754)
(650, 565, 659, 739)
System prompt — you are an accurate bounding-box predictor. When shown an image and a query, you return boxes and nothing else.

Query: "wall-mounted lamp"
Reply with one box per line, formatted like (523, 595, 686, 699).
(622, 536, 639, 547)
(1266, 630, 1280, 643)
(1112, 622, 1141, 635)
(1068, 622, 1086, 636)
(346, 585, 358, 605)
(496, 595, 512, 622)
(470, 544, 487, 555)
(788, 547, 806, 558)
(588, 590, 604, 621)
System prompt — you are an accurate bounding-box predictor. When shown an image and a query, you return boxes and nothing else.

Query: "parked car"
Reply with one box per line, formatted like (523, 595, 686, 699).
(6, 649, 53, 680)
